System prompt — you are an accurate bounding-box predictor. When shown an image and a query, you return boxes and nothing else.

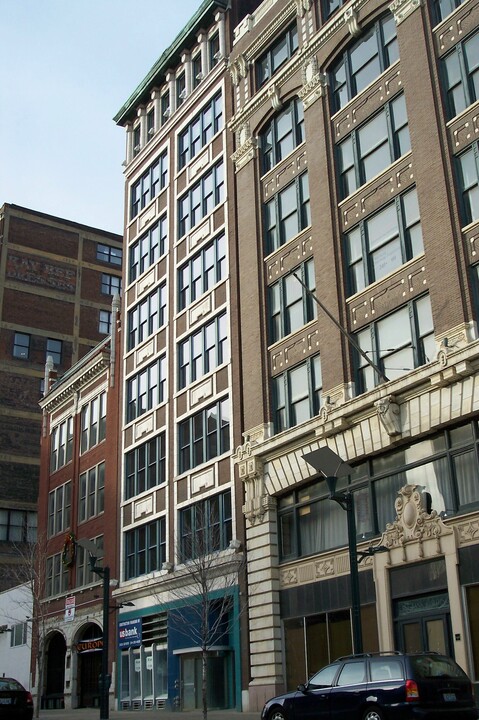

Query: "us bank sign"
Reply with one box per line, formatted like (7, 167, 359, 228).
(118, 618, 142, 649)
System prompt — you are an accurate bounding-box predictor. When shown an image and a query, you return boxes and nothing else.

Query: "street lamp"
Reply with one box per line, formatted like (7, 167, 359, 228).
(302, 447, 363, 654)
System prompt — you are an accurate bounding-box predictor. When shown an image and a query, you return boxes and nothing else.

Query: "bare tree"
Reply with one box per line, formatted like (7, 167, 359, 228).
(162, 501, 245, 720)
(5, 534, 50, 718)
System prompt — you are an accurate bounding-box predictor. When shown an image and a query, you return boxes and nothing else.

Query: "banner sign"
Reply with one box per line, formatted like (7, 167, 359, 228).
(64, 596, 75, 622)
(77, 637, 103, 653)
(118, 618, 142, 649)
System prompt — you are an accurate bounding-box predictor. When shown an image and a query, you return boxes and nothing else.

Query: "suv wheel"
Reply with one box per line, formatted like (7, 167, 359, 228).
(362, 707, 384, 720)
(269, 710, 286, 720)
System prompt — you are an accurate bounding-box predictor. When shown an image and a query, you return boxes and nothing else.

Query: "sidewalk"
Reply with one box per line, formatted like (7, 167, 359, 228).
(38, 709, 260, 720)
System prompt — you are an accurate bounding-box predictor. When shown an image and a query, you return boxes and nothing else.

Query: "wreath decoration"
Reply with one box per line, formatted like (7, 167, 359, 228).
(62, 532, 76, 568)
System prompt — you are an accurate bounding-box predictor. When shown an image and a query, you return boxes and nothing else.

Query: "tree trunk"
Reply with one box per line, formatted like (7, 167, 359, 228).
(202, 647, 208, 720)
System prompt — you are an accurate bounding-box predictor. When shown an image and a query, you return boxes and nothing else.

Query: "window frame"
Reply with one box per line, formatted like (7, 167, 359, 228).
(178, 232, 226, 311)
(178, 397, 230, 473)
(256, 22, 299, 88)
(130, 151, 168, 220)
(178, 92, 223, 169)
(127, 282, 167, 351)
(442, 29, 479, 120)
(80, 392, 107, 454)
(124, 517, 166, 580)
(50, 417, 74, 471)
(78, 461, 105, 523)
(268, 259, 317, 344)
(101, 273, 122, 296)
(179, 490, 232, 561)
(344, 186, 423, 295)
(125, 433, 167, 500)
(264, 171, 311, 254)
(48, 481, 72, 537)
(97, 243, 122, 266)
(260, 97, 305, 174)
(456, 142, 479, 226)
(330, 15, 399, 112)
(126, 356, 167, 423)
(177, 160, 224, 238)
(354, 294, 435, 392)
(129, 214, 168, 284)
(337, 93, 410, 199)
(273, 354, 322, 432)
(178, 311, 229, 389)
(46, 552, 69, 597)
(13, 332, 30, 360)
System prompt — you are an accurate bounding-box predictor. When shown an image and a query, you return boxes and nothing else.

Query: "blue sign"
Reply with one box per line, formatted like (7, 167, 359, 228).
(118, 618, 142, 649)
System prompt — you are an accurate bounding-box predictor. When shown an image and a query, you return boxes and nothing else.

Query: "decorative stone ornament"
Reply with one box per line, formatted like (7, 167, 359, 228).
(231, 122, 258, 171)
(228, 54, 248, 86)
(268, 84, 282, 111)
(298, 56, 327, 109)
(389, 0, 423, 25)
(62, 532, 76, 568)
(374, 395, 401, 436)
(295, 0, 313, 16)
(344, 7, 361, 37)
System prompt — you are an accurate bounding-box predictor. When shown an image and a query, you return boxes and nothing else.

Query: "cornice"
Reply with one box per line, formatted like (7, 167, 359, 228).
(40, 350, 110, 414)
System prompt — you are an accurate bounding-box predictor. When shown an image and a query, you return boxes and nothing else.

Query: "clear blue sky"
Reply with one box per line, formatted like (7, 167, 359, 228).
(0, 0, 201, 234)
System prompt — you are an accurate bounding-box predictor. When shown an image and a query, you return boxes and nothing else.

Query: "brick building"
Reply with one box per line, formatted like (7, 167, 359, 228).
(228, 0, 479, 711)
(36, 321, 122, 710)
(0, 204, 122, 589)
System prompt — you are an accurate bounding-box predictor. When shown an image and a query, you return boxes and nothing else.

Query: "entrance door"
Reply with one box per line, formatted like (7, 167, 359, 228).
(181, 657, 198, 710)
(395, 592, 452, 657)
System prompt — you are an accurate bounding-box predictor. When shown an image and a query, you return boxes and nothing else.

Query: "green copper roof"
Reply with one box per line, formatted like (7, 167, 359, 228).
(114, 0, 228, 126)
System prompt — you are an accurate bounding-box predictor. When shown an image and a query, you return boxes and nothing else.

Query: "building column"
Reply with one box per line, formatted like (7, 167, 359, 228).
(235, 441, 284, 712)
(215, 10, 226, 60)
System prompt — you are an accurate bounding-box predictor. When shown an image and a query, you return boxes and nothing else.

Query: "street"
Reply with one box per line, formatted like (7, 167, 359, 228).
(37, 708, 260, 720)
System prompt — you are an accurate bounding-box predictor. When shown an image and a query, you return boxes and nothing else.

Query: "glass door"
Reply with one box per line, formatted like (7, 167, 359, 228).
(395, 592, 452, 656)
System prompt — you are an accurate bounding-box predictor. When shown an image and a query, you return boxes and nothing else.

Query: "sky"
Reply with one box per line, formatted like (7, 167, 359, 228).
(0, 0, 201, 235)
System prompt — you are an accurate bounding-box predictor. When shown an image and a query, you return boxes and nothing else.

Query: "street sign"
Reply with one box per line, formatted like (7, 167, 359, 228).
(65, 596, 75, 622)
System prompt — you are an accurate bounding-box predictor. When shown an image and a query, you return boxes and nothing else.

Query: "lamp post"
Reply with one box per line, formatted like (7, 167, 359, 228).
(303, 447, 363, 654)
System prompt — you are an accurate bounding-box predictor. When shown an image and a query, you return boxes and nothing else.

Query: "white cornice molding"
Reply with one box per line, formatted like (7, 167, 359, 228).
(389, 0, 423, 24)
(40, 350, 110, 414)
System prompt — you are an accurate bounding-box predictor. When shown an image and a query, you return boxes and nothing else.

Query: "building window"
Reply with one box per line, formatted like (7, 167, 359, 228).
(147, 108, 155, 138)
(46, 552, 69, 597)
(79, 462, 105, 523)
(127, 282, 167, 351)
(178, 312, 229, 389)
(269, 259, 317, 344)
(130, 151, 168, 220)
(257, 23, 299, 88)
(265, 172, 311, 254)
(161, 91, 170, 124)
(129, 214, 168, 283)
(355, 294, 435, 392)
(178, 160, 224, 238)
(48, 481, 71, 537)
(133, 124, 141, 156)
(97, 243, 122, 266)
(46, 338, 62, 365)
(273, 354, 322, 432)
(176, 71, 186, 108)
(442, 29, 479, 119)
(126, 356, 166, 423)
(99, 310, 111, 334)
(431, 0, 466, 24)
(260, 97, 304, 174)
(13, 332, 30, 360)
(50, 417, 74, 471)
(0, 509, 37, 543)
(337, 93, 410, 199)
(192, 53, 202, 88)
(330, 15, 398, 112)
(10, 623, 28, 647)
(179, 490, 232, 561)
(457, 143, 479, 225)
(345, 187, 423, 295)
(101, 273, 122, 295)
(125, 433, 166, 500)
(279, 480, 349, 561)
(125, 518, 166, 580)
(80, 392, 107, 453)
(178, 92, 223, 169)
(76, 535, 103, 587)
(178, 232, 226, 311)
(209, 32, 220, 68)
(178, 397, 230, 473)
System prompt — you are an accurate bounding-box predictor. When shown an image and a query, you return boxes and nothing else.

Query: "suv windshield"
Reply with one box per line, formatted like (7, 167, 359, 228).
(410, 655, 468, 679)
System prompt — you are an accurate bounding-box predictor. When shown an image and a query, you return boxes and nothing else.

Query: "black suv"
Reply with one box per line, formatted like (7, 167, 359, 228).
(261, 652, 478, 720)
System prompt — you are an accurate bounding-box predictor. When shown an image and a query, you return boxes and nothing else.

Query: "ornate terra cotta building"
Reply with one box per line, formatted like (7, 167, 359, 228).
(227, 0, 479, 711)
